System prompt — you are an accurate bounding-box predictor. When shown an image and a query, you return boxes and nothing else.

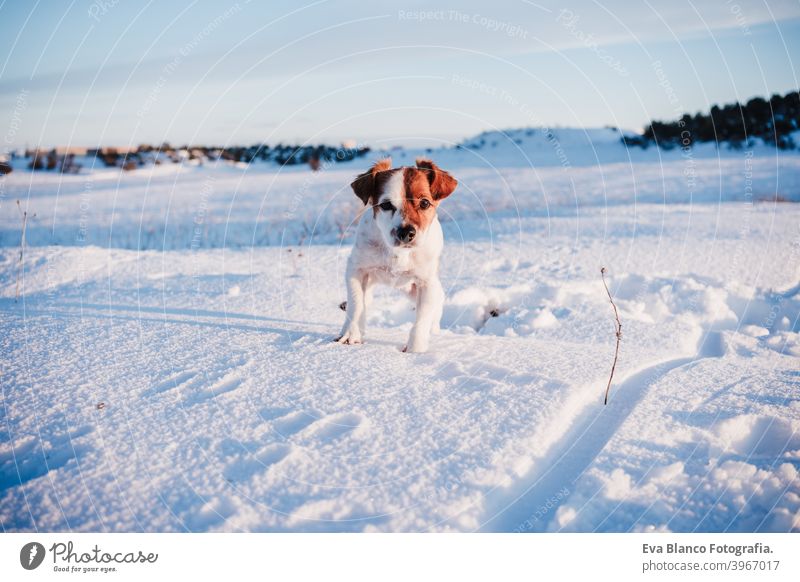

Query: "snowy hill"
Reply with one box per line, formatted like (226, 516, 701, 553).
(1, 128, 799, 532)
(391, 126, 795, 168)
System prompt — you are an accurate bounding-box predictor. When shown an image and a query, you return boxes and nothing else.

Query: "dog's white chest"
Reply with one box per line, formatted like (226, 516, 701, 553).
(389, 248, 414, 275)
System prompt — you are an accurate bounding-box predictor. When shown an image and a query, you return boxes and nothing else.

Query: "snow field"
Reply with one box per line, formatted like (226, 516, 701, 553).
(1, 132, 799, 531)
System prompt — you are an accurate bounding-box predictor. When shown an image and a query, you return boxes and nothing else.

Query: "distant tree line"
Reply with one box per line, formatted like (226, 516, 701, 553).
(624, 90, 800, 150)
(130, 143, 371, 168)
(20, 142, 370, 173)
(201, 143, 371, 166)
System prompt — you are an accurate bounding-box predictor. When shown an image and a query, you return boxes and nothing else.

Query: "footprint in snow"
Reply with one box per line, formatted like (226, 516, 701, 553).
(184, 372, 245, 405)
(0, 428, 94, 493)
(258, 406, 295, 421)
(269, 410, 365, 442)
(147, 369, 198, 396)
(223, 443, 294, 482)
(308, 412, 365, 442)
(147, 355, 249, 400)
(271, 410, 320, 438)
(184, 497, 237, 531)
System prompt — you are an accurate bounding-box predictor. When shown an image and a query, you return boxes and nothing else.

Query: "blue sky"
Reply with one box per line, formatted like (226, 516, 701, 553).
(1, 0, 799, 148)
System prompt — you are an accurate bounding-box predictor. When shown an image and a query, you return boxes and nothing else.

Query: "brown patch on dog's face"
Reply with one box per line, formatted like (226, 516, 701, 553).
(415, 158, 457, 201)
(397, 160, 457, 230)
(401, 167, 438, 231)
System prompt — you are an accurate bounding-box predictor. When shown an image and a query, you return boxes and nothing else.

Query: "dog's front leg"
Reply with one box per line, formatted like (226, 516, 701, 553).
(429, 283, 444, 336)
(337, 272, 366, 345)
(359, 274, 373, 337)
(405, 278, 444, 353)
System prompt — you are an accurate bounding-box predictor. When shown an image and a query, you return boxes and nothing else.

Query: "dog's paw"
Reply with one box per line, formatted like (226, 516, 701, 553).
(402, 341, 428, 353)
(404, 329, 430, 353)
(335, 332, 362, 345)
(405, 346, 428, 353)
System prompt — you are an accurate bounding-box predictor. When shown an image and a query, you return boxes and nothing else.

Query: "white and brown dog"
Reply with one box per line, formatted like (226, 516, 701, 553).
(336, 158, 458, 352)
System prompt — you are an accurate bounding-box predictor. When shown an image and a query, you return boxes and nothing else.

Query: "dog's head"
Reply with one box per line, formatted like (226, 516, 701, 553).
(351, 158, 457, 248)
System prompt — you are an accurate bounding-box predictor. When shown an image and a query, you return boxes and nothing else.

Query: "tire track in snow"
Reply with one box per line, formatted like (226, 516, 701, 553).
(479, 355, 699, 532)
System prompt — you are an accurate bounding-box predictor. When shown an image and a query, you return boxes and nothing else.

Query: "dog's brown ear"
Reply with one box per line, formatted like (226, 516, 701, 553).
(351, 158, 392, 205)
(416, 158, 457, 200)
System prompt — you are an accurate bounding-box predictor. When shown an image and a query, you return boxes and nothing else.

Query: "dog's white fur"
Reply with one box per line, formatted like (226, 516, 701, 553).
(336, 158, 457, 352)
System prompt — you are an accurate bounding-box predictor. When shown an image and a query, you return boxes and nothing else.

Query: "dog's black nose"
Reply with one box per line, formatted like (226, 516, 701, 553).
(397, 225, 416, 243)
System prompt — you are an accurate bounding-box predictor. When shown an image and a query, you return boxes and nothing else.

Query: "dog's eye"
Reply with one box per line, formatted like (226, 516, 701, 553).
(379, 201, 395, 212)
(419, 199, 431, 210)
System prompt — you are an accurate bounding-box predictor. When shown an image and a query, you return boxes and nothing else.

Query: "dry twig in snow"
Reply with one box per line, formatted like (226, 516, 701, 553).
(601, 267, 622, 404)
(15, 200, 34, 302)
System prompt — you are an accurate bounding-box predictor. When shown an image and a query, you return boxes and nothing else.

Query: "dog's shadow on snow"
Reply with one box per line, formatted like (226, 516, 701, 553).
(3, 299, 410, 349)
(14, 301, 334, 341)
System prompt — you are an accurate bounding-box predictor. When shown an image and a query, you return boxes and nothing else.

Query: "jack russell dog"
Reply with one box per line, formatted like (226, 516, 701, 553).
(336, 158, 458, 353)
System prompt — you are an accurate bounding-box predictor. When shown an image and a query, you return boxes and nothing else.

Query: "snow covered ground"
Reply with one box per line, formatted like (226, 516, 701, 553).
(1, 130, 799, 532)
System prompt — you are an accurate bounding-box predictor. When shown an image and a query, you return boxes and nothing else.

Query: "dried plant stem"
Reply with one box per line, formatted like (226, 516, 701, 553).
(601, 267, 622, 405)
(15, 200, 31, 302)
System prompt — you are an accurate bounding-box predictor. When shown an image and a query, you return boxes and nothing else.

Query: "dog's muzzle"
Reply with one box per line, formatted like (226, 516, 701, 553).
(395, 225, 416, 245)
